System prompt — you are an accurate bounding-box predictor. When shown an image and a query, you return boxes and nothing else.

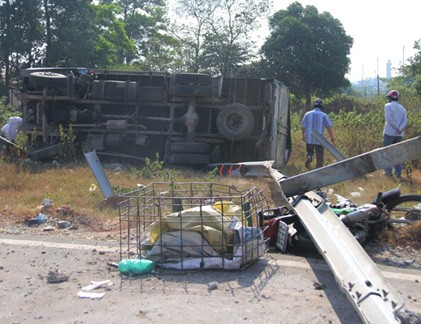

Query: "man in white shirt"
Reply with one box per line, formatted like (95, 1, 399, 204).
(382, 90, 408, 178)
(1, 116, 23, 142)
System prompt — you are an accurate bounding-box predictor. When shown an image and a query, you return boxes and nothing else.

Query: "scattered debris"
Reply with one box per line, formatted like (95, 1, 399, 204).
(313, 281, 325, 290)
(76, 291, 106, 299)
(208, 281, 219, 291)
(350, 192, 361, 198)
(57, 220, 72, 229)
(26, 213, 47, 226)
(77, 280, 113, 299)
(26, 218, 40, 226)
(106, 262, 118, 269)
(47, 270, 69, 284)
(81, 280, 113, 291)
(42, 198, 54, 208)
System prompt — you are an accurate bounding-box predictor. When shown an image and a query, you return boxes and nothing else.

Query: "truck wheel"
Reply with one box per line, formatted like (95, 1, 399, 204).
(170, 153, 209, 165)
(216, 103, 254, 141)
(170, 142, 210, 154)
(173, 73, 212, 86)
(172, 85, 212, 97)
(29, 72, 67, 87)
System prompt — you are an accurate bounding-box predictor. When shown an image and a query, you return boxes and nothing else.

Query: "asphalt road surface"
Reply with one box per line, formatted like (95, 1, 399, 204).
(1, 234, 420, 324)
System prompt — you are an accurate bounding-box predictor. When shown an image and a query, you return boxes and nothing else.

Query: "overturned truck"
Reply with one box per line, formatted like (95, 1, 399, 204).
(13, 68, 291, 167)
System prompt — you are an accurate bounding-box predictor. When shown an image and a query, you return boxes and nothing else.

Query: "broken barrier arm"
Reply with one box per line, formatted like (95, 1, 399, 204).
(279, 136, 421, 197)
(291, 192, 414, 323)
(268, 160, 419, 323)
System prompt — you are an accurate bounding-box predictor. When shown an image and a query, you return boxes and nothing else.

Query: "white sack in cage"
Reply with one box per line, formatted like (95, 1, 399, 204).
(146, 213, 266, 270)
(148, 204, 237, 255)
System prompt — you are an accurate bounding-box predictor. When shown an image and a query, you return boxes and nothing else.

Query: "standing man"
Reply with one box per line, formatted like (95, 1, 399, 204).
(382, 90, 408, 178)
(301, 98, 334, 169)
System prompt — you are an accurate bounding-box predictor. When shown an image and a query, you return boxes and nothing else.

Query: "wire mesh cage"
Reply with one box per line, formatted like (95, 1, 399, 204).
(119, 182, 269, 270)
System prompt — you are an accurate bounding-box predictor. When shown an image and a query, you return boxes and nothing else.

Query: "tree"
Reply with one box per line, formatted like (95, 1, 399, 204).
(43, 0, 97, 66)
(91, 3, 136, 67)
(262, 2, 353, 106)
(0, 0, 12, 97)
(98, 0, 178, 70)
(384, 40, 421, 99)
(172, 0, 271, 76)
(12, 0, 44, 68)
(405, 39, 421, 96)
(171, 0, 219, 72)
(0, 0, 44, 97)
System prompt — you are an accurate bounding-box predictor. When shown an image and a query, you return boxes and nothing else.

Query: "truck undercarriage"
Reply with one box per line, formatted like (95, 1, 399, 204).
(13, 68, 291, 167)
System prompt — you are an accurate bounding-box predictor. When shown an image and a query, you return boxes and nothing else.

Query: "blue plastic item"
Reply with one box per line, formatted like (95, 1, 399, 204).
(37, 213, 47, 224)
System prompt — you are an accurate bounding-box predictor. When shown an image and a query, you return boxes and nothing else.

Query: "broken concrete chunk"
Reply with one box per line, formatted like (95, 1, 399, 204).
(47, 271, 69, 283)
(57, 220, 72, 229)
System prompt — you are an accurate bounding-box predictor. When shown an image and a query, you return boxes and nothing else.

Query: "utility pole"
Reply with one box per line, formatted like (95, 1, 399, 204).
(403, 46, 405, 66)
(377, 57, 380, 96)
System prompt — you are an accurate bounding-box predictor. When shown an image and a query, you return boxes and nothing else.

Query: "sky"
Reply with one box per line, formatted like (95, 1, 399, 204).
(271, 0, 421, 82)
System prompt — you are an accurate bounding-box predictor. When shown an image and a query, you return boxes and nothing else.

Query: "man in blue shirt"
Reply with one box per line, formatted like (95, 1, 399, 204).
(301, 98, 334, 169)
(382, 90, 408, 178)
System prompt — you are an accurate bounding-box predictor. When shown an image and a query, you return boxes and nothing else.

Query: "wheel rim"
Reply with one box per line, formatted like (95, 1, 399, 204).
(226, 112, 245, 132)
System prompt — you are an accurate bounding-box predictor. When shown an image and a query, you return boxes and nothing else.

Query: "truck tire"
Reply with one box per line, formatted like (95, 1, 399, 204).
(172, 85, 212, 97)
(170, 153, 209, 165)
(173, 73, 212, 86)
(29, 72, 67, 87)
(170, 142, 211, 154)
(216, 103, 254, 141)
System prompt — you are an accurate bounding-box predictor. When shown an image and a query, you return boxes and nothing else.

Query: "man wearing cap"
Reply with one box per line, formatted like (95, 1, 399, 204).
(383, 90, 408, 178)
(301, 98, 334, 169)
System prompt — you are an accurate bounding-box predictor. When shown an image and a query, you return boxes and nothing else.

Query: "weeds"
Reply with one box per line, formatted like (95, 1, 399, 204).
(58, 124, 76, 162)
(203, 167, 218, 182)
(137, 153, 178, 181)
(405, 161, 413, 185)
(0, 96, 20, 126)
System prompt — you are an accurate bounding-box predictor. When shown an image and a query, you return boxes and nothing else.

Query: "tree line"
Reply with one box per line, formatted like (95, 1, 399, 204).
(0, 0, 419, 105)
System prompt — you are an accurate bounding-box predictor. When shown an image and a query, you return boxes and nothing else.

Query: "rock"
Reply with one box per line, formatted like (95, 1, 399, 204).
(313, 281, 325, 290)
(208, 281, 219, 291)
(26, 218, 40, 226)
(57, 221, 72, 229)
(47, 271, 69, 283)
(42, 198, 54, 207)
